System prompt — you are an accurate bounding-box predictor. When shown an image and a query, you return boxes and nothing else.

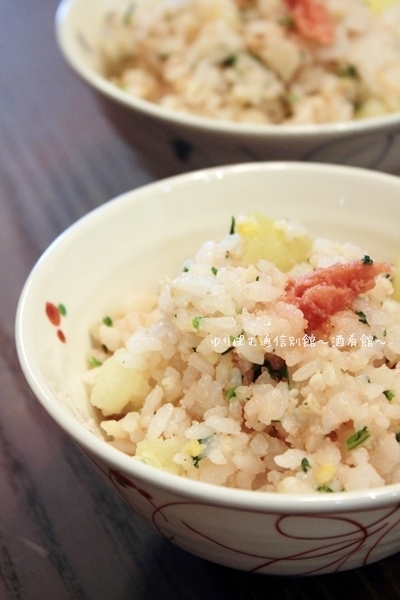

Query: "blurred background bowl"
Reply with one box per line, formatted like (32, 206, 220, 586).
(56, 0, 400, 174)
(16, 161, 400, 576)
(55, 0, 400, 176)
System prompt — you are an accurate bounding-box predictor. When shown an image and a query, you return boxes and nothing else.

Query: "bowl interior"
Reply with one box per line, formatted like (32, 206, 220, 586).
(16, 161, 400, 506)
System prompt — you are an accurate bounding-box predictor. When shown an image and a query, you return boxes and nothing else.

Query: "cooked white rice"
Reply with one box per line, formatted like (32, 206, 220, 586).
(84, 213, 400, 494)
(99, 0, 400, 124)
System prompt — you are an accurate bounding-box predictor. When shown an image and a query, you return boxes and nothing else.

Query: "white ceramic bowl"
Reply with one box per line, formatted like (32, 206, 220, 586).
(55, 0, 400, 175)
(16, 162, 400, 575)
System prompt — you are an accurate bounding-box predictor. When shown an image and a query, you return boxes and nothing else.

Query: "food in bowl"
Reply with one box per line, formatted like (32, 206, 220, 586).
(84, 211, 400, 494)
(99, 0, 400, 125)
(17, 163, 400, 574)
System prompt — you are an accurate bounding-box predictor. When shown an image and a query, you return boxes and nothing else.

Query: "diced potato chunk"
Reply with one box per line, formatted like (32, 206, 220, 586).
(236, 212, 312, 272)
(90, 348, 150, 416)
(392, 255, 400, 301)
(367, 0, 398, 13)
(136, 438, 186, 475)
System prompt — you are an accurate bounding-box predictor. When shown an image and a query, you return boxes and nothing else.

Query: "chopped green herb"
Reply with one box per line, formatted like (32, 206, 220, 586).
(229, 216, 236, 235)
(58, 303, 67, 316)
(103, 316, 113, 327)
(278, 14, 295, 27)
(317, 485, 333, 493)
(221, 54, 238, 67)
(384, 389, 395, 401)
(396, 433, 400, 442)
(183, 266, 189, 272)
(123, 2, 135, 25)
(192, 316, 203, 329)
(383, 329, 387, 337)
(229, 335, 236, 344)
(356, 311, 368, 325)
(255, 276, 260, 281)
(338, 64, 359, 78)
(192, 455, 201, 468)
(301, 457, 311, 473)
(285, 91, 298, 105)
(211, 266, 218, 276)
(193, 436, 213, 468)
(225, 388, 237, 401)
(346, 426, 370, 450)
(89, 356, 102, 368)
(362, 255, 373, 265)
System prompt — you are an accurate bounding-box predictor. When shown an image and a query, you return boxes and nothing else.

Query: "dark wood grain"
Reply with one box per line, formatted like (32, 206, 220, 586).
(2, 1, 400, 599)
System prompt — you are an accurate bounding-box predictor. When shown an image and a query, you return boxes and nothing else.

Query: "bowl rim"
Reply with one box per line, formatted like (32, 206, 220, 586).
(55, 0, 400, 141)
(15, 160, 400, 513)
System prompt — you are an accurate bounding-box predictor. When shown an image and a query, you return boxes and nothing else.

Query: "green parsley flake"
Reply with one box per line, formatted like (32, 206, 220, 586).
(192, 316, 203, 329)
(362, 255, 373, 265)
(221, 54, 238, 67)
(193, 437, 211, 468)
(211, 266, 218, 276)
(396, 433, 400, 443)
(225, 388, 237, 401)
(338, 64, 359, 78)
(346, 426, 370, 451)
(123, 3, 135, 25)
(285, 91, 298, 105)
(301, 457, 311, 473)
(278, 14, 295, 27)
(192, 454, 202, 468)
(89, 357, 102, 368)
(356, 311, 368, 325)
(229, 216, 236, 235)
(384, 390, 395, 401)
(103, 316, 113, 327)
(317, 485, 333, 493)
(183, 266, 189, 272)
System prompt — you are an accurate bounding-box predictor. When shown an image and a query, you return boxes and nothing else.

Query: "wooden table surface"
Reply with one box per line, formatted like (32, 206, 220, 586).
(2, 1, 400, 598)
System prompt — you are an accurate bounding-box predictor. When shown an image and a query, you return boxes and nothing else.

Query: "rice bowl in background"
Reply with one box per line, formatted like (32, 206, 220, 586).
(56, 0, 400, 174)
(16, 162, 400, 575)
